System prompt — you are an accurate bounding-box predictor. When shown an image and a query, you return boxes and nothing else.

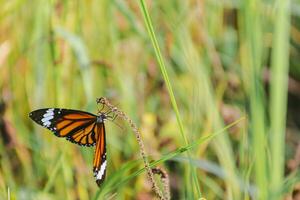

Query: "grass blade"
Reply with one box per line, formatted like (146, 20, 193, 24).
(103, 117, 244, 195)
(137, 0, 201, 197)
(270, 0, 291, 198)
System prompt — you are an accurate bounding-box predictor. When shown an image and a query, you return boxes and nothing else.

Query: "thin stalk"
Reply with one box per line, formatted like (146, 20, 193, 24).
(98, 97, 167, 199)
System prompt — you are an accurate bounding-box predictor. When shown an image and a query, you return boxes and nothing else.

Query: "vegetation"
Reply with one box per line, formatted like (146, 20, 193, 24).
(0, 0, 299, 199)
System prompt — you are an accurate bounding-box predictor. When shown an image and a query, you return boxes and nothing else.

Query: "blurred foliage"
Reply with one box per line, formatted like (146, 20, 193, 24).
(0, 0, 299, 199)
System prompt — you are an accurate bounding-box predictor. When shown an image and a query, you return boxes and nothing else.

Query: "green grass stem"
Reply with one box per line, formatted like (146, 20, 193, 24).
(138, 0, 201, 197)
(269, 0, 291, 198)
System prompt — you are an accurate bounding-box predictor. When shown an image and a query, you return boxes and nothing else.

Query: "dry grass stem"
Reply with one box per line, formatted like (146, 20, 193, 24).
(151, 167, 170, 200)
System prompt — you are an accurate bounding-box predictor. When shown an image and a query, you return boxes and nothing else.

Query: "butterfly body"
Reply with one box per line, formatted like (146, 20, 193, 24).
(29, 108, 107, 186)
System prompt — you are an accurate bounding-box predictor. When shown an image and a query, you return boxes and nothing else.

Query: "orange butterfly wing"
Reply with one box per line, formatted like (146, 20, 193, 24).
(29, 108, 98, 146)
(93, 123, 107, 186)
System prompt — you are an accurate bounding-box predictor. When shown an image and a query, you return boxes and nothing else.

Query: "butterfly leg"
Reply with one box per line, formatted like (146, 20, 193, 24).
(97, 102, 105, 113)
(106, 112, 117, 121)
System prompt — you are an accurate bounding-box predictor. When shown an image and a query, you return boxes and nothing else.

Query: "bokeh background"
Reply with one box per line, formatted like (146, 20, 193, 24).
(0, 0, 299, 199)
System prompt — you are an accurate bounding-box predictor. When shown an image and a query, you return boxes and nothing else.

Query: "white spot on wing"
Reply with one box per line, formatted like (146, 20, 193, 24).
(41, 115, 54, 122)
(43, 112, 53, 118)
(43, 121, 51, 127)
(96, 160, 107, 181)
(42, 109, 55, 127)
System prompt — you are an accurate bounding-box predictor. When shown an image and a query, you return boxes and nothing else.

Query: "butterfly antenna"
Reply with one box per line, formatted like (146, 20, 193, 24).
(106, 114, 125, 131)
(107, 117, 125, 131)
(112, 120, 125, 131)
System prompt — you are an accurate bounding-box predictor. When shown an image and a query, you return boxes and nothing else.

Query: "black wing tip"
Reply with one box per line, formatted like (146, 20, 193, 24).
(28, 111, 35, 120)
(28, 108, 54, 120)
(28, 110, 41, 121)
(96, 179, 104, 187)
(94, 159, 107, 187)
(28, 109, 42, 118)
(96, 175, 106, 187)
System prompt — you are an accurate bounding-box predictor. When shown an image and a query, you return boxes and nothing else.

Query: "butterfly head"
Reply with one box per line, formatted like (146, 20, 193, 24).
(97, 112, 107, 123)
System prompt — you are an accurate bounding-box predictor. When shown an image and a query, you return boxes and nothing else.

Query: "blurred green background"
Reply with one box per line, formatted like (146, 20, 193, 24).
(0, 0, 299, 199)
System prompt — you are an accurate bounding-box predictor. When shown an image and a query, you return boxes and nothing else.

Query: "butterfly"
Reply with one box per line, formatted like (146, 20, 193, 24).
(29, 106, 114, 187)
